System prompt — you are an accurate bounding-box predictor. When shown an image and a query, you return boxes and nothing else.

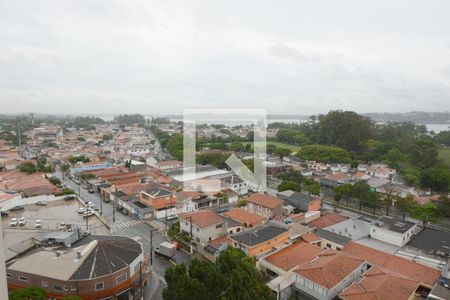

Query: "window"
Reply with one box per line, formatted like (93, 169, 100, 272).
(6, 273, 12, 279)
(53, 284, 63, 292)
(70, 286, 77, 292)
(196, 227, 200, 232)
(18, 276, 28, 282)
(95, 282, 104, 291)
(42, 281, 48, 288)
(326, 243, 332, 249)
(116, 273, 127, 284)
(298, 277, 304, 285)
(216, 224, 222, 229)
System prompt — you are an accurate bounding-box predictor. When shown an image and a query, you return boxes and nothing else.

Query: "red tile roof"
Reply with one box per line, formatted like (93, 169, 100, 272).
(223, 208, 266, 227)
(308, 212, 348, 228)
(340, 267, 420, 300)
(180, 210, 224, 228)
(295, 251, 365, 289)
(247, 193, 283, 209)
(264, 242, 323, 271)
(342, 241, 441, 287)
(301, 231, 321, 243)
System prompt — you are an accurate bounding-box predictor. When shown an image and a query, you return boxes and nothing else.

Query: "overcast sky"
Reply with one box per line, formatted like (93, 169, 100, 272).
(1, 0, 450, 115)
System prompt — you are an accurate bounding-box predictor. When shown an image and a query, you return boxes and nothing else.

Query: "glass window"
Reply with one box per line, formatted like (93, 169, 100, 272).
(95, 282, 104, 291)
(116, 273, 127, 284)
(42, 281, 48, 287)
(6, 273, 12, 279)
(53, 284, 63, 292)
(18, 276, 28, 282)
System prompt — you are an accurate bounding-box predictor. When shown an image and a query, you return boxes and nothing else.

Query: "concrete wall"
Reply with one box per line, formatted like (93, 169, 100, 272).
(370, 223, 418, 247)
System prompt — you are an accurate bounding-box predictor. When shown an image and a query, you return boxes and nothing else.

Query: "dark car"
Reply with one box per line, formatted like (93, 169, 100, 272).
(64, 195, 76, 201)
(10, 206, 25, 211)
(1, 211, 9, 217)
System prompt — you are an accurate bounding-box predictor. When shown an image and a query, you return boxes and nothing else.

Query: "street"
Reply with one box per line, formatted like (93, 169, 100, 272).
(58, 173, 192, 300)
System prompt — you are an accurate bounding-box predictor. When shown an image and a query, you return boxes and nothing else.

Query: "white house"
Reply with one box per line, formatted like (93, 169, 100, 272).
(370, 216, 419, 247)
(179, 210, 227, 246)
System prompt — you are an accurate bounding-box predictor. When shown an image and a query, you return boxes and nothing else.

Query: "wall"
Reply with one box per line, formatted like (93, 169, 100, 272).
(180, 219, 227, 245)
(233, 231, 289, 257)
(370, 223, 418, 247)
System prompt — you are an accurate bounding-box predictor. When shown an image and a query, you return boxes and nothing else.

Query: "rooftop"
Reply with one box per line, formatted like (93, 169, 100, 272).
(180, 210, 224, 228)
(308, 212, 348, 228)
(340, 266, 421, 300)
(373, 217, 416, 234)
(295, 251, 365, 289)
(229, 224, 288, 247)
(342, 241, 441, 286)
(263, 242, 323, 272)
(247, 193, 283, 209)
(407, 227, 450, 257)
(223, 208, 266, 226)
(315, 228, 351, 246)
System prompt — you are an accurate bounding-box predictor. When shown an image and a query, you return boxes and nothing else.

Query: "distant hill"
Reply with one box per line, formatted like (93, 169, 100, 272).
(364, 111, 450, 124)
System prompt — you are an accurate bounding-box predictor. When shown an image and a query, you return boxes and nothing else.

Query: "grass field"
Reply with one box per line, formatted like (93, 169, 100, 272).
(438, 147, 450, 166)
(240, 141, 301, 153)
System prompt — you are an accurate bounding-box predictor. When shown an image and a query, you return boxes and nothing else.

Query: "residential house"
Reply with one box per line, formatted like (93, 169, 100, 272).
(277, 190, 321, 212)
(221, 175, 249, 195)
(370, 217, 419, 247)
(308, 212, 348, 228)
(246, 193, 284, 220)
(223, 208, 266, 227)
(179, 210, 226, 246)
(319, 172, 352, 188)
(293, 251, 369, 300)
(228, 224, 289, 257)
(140, 186, 176, 219)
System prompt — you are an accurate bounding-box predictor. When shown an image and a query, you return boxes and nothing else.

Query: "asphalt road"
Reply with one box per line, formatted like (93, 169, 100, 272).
(57, 172, 192, 299)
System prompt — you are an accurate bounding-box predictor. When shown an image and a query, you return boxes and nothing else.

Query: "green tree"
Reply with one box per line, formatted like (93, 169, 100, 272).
(229, 142, 245, 152)
(361, 191, 383, 216)
(384, 147, 407, 169)
(437, 194, 450, 218)
(17, 162, 36, 174)
(334, 183, 353, 201)
(408, 139, 439, 169)
(163, 248, 272, 300)
(420, 166, 450, 192)
(9, 287, 47, 300)
(411, 203, 439, 227)
(166, 134, 184, 161)
(395, 194, 415, 220)
(275, 147, 291, 161)
(297, 144, 351, 163)
(278, 181, 301, 192)
(352, 181, 371, 211)
(303, 178, 321, 196)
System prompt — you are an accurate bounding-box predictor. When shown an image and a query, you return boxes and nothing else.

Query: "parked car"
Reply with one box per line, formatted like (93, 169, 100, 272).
(1, 211, 9, 217)
(35, 219, 42, 228)
(64, 195, 76, 201)
(119, 208, 129, 215)
(167, 214, 177, 220)
(78, 207, 87, 214)
(88, 188, 94, 193)
(18, 217, 27, 226)
(9, 218, 18, 227)
(86, 201, 93, 207)
(83, 210, 94, 218)
(91, 205, 99, 211)
(36, 200, 47, 206)
(10, 206, 24, 211)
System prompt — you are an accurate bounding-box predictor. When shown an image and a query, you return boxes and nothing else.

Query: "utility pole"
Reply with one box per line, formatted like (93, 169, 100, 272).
(17, 122, 22, 158)
(189, 215, 193, 254)
(112, 197, 116, 223)
(100, 193, 103, 216)
(139, 261, 143, 300)
(85, 214, 88, 231)
(150, 228, 156, 269)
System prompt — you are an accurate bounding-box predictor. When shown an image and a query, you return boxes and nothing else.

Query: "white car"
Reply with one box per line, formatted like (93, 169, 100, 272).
(9, 218, 18, 227)
(83, 210, 94, 218)
(167, 214, 177, 220)
(18, 217, 27, 226)
(35, 219, 42, 228)
(78, 207, 87, 214)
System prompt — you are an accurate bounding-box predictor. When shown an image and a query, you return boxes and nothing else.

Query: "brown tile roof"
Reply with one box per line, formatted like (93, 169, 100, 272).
(180, 210, 224, 228)
(223, 208, 266, 227)
(247, 193, 283, 209)
(342, 241, 441, 287)
(264, 242, 323, 271)
(301, 231, 321, 243)
(308, 212, 348, 228)
(295, 251, 365, 289)
(340, 267, 420, 300)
